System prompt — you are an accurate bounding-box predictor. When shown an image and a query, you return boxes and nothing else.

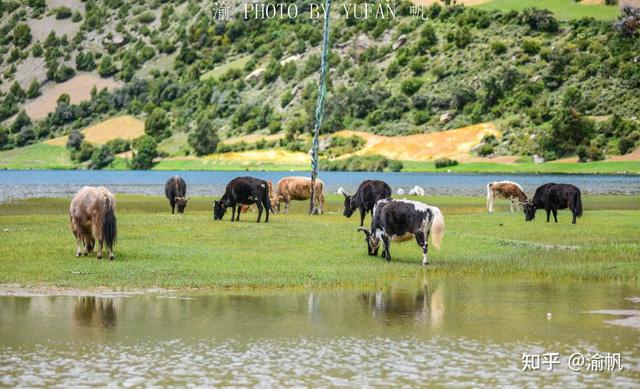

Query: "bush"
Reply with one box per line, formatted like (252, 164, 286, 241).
(90, 145, 115, 169)
(281, 90, 294, 108)
(491, 41, 507, 55)
(400, 78, 423, 96)
(66, 129, 85, 150)
(55, 6, 72, 19)
(130, 135, 158, 170)
(434, 158, 458, 168)
(614, 5, 640, 37)
(98, 55, 117, 77)
(477, 143, 494, 157)
(26, 80, 40, 99)
(76, 52, 96, 71)
(618, 137, 635, 155)
(13, 24, 32, 49)
(413, 111, 430, 125)
(15, 126, 36, 147)
(522, 39, 540, 55)
(71, 142, 95, 163)
(0, 127, 10, 149)
(518, 8, 559, 32)
(138, 11, 156, 24)
(323, 155, 403, 172)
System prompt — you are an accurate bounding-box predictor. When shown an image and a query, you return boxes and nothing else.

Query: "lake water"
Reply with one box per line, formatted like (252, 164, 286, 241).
(1, 170, 639, 202)
(1, 277, 638, 386)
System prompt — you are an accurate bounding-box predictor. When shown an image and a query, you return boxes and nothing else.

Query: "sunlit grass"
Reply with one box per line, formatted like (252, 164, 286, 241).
(0, 195, 638, 289)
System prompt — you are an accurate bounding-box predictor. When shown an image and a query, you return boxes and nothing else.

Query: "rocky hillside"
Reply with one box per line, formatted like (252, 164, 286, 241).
(0, 0, 638, 169)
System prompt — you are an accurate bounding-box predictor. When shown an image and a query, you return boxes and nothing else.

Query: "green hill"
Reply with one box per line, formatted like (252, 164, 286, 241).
(0, 0, 638, 171)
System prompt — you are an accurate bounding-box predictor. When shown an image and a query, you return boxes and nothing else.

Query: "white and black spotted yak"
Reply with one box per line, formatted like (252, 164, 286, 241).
(214, 176, 272, 223)
(358, 199, 445, 265)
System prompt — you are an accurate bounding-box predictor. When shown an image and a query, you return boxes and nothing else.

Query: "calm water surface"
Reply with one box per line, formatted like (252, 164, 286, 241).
(1, 170, 639, 202)
(1, 277, 639, 387)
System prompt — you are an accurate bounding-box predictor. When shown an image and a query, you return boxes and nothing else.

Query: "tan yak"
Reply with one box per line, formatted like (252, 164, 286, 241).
(272, 176, 325, 214)
(69, 186, 117, 260)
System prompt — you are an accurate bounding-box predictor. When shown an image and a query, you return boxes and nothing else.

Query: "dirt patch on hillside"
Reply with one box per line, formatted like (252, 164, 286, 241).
(23, 74, 122, 121)
(610, 148, 640, 161)
(334, 123, 499, 161)
(46, 115, 144, 146)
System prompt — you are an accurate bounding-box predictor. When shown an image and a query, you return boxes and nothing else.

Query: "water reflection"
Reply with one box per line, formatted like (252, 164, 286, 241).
(73, 297, 117, 329)
(1, 279, 639, 387)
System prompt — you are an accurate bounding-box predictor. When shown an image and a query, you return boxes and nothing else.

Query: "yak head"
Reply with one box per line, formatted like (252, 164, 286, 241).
(340, 189, 356, 217)
(522, 201, 536, 221)
(358, 227, 380, 256)
(213, 200, 227, 220)
(175, 196, 190, 213)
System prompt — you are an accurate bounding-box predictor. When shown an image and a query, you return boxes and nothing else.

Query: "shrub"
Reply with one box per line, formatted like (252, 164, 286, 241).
(0, 127, 10, 149)
(130, 135, 158, 170)
(518, 8, 559, 32)
(76, 52, 96, 71)
(15, 126, 36, 147)
(90, 145, 115, 169)
(618, 137, 635, 155)
(400, 78, 423, 96)
(26, 80, 40, 99)
(71, 142, 95, 162)
(477, 143, 494, 157)
(414, 111, 430, 125)
(434, 158, 458, 168)
(491, 41, 507, 55)
(98, 55, 117, 77)
(281, 90, 294, 108)
(522, 39, 540, 55)
(13, 24, 32, 49)
(66, 129, 85, 150)
(138, 11, 156, 24)
(55, 6, 72, 19)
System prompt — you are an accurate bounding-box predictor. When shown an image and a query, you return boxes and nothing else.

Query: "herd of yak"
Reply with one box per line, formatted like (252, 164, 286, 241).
(68, 175, 582, 264)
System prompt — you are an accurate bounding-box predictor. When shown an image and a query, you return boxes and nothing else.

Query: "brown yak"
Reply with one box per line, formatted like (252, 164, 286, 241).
(69, 186, 117, 260)
(272, 176, 325, 214)
(486, 180, 527, 213)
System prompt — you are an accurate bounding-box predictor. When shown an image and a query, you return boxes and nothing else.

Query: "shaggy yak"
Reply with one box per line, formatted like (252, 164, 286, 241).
(214, 176, 272, 223)
(69, 186, 117, 260)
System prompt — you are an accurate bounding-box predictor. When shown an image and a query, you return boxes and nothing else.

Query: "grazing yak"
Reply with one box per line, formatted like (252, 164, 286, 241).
(523, 183, 583, 224)
(165, 175, 189, 214)
(486, 180, 528, 213)
(214, 176, 272, 223)
(358, 199, 445, 265)
(271, 176, 325, 214)
(69, 186, 117, 260)
(340, 180, 392, 226)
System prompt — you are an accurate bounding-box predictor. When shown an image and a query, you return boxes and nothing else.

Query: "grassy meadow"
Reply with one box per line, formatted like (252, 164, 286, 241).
(474, 0, 622, 21)
(0, 195, 639, 290)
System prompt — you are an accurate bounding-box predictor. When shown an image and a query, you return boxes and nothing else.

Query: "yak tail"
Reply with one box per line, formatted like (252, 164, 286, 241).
(264, 188, 272, 214)
(574, 190, 583, 218)
(430, 207, 445, 250)
(102, 195, 117, 251)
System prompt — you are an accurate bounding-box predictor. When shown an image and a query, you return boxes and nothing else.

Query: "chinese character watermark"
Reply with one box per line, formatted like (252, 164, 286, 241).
(523, 352, 623, 372)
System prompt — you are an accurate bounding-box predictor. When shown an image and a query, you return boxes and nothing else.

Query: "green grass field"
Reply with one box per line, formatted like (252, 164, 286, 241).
(1, 195, 638, 290)
(0, 144, 75, 170)
(474, 0, 621, 21)
(402, 160, 640, 174)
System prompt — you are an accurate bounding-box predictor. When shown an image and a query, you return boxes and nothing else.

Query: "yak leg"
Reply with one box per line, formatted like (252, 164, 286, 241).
(263, 199, 269, 223)
(552, 208, 558, 223)
(256, 202, 263, 223)
(75, 234, 83, 257)
(488, 196, 494, 213)
(318, 193, 325, 214)
(284, 197, 290, 214)
(572, 211, 577, 224)
(415, 231, 429, 265)
(235, 206, 242, 221)
(381, 235, 391, 262)
(359, 207, 366, 227)
(545, 208, 551, 222)
(92, 218, 103, 259)
(510, 197, 515, 212)
(170, 201, 175, 214)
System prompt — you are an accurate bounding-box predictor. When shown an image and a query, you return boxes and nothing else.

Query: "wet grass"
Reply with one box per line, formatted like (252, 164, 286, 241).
(0, 195, 638, 289)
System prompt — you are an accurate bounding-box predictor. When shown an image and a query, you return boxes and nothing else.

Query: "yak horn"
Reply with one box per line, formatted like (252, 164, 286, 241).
(357, 227, 370, 235)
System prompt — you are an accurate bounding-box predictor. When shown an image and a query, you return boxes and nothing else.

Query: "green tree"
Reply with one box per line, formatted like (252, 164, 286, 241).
(0, 127, 10, 149)
(400, 78, 423, 96)
(543, 87, 594, 158)
(76, 51, 96, 71)
(11, 110, 31, 134)
(188, 119, 220, 156)
(90, 145, 115, 169)
(144, 108, 171, 140)
(130, 135, 158, 170)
